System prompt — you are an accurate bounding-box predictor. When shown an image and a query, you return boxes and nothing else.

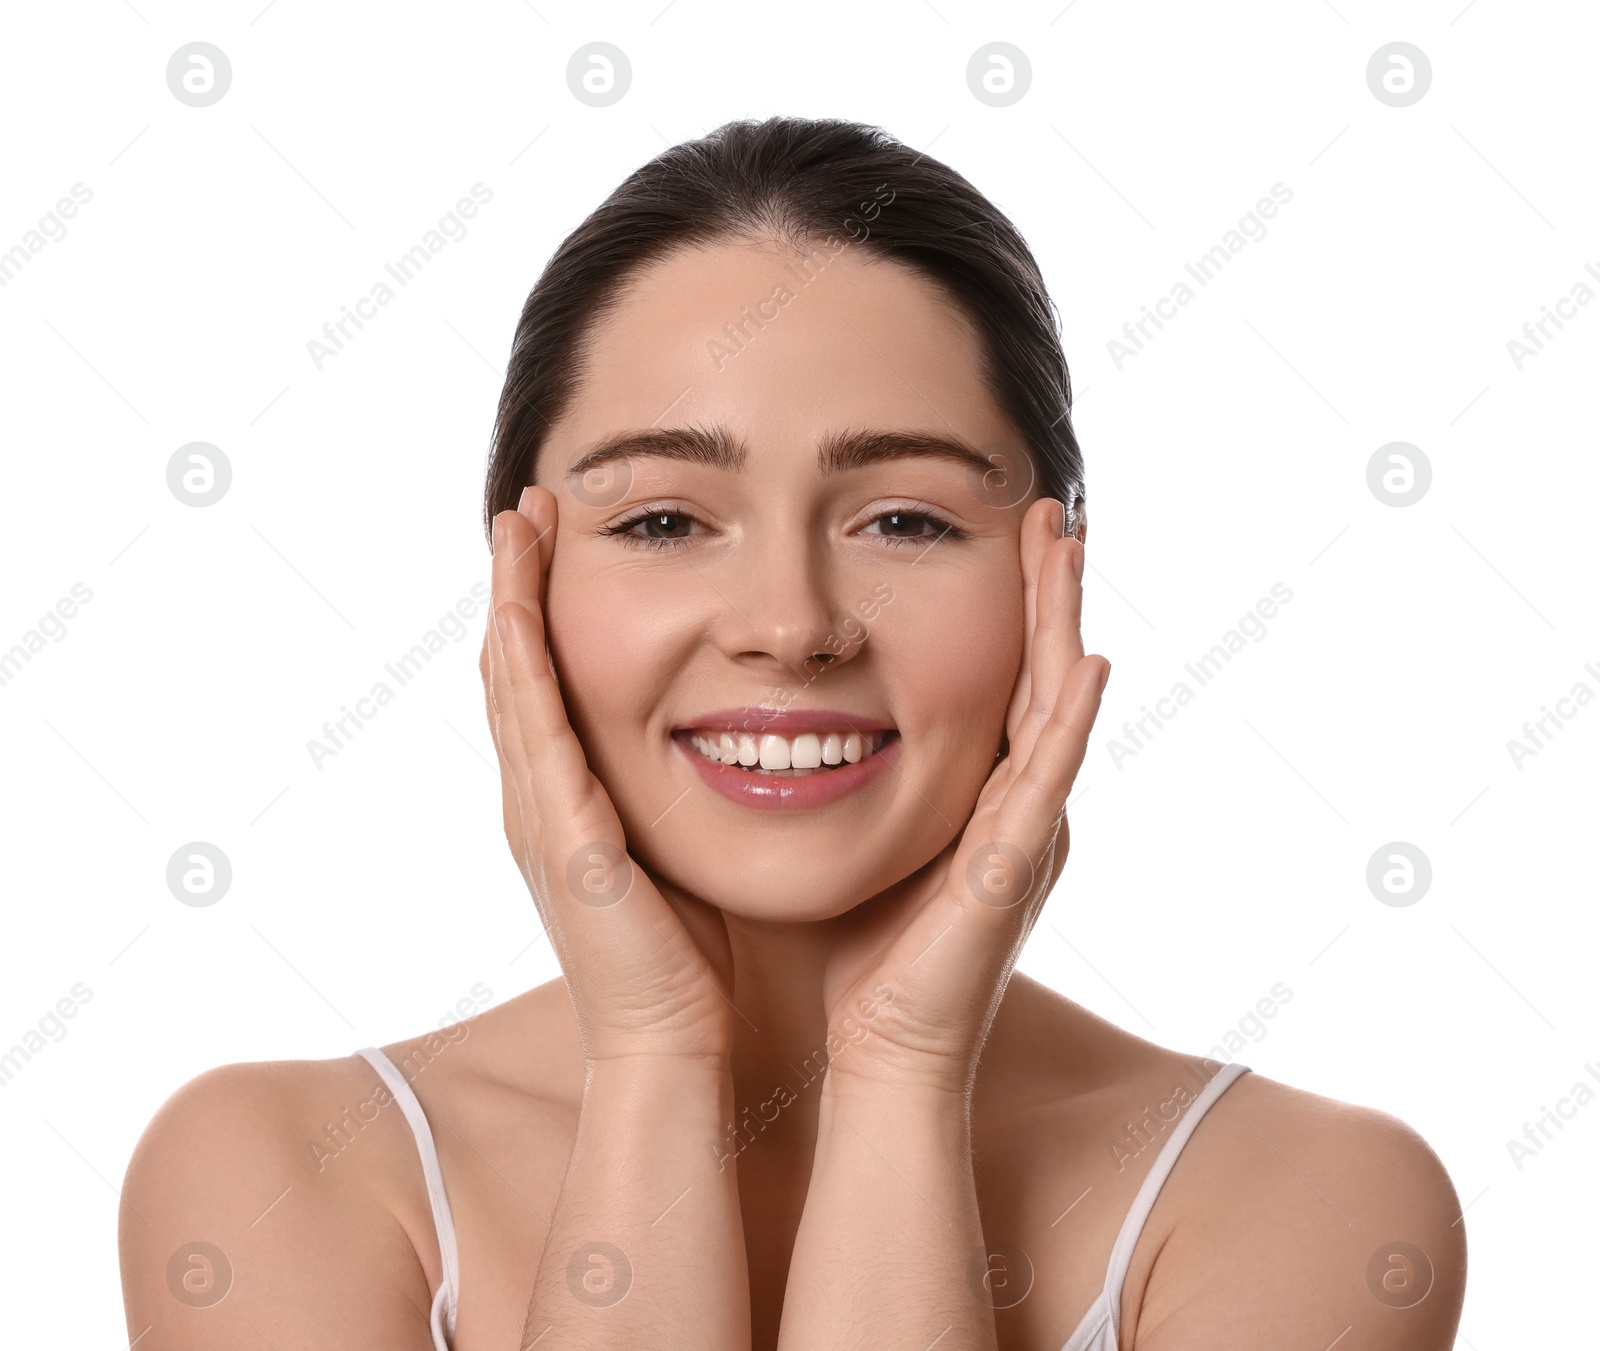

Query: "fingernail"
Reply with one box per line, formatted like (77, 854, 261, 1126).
(492, 514, 504, 553)
(1053, 498, 1067, 537)
(1072, 540, 1085, 583)
(494, 606, 509, 643)
(1098, 663, 1111, 695)
(518, 485, 534, 516)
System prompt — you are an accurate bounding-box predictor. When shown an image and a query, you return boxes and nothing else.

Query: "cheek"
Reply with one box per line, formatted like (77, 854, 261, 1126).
(542, 553, 647, 745)
(542, 549, 706, 827)
(889, 573, 1023, 732)
(874, 567, 1023, 843)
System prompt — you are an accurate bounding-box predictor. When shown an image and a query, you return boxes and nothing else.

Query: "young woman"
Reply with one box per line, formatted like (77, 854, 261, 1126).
(120, 117, 1467, 1350)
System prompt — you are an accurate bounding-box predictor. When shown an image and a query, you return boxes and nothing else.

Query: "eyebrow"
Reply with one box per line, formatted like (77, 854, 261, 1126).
(564, 424, 1005, 482)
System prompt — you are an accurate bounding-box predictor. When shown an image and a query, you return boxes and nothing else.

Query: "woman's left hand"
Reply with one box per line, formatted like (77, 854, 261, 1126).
(819, 495, 1109, 1096)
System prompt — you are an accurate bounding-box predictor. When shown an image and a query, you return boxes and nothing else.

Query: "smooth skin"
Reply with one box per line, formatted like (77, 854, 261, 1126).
(120, 238, 1466, 1350)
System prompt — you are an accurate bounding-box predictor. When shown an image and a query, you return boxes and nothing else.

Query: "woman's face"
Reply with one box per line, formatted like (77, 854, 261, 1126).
(534, 236, 1039, 920)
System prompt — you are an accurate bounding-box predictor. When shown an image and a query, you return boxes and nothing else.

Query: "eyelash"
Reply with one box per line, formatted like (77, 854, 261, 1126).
(599, 504, 971, 551)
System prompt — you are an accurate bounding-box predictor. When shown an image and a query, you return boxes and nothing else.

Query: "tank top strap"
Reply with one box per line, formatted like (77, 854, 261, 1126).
(1101, 1060, 1251, 1342)
(355, 1046, 459, 1346)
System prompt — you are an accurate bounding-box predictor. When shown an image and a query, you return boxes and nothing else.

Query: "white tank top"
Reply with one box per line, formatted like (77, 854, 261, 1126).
(355, 1046, 1250, 1351)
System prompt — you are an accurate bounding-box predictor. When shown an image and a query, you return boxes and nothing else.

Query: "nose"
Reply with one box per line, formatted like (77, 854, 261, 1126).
(708, 525, 863, 687)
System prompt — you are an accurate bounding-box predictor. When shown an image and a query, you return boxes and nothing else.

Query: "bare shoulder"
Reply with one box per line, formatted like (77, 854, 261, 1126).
(1129, 1068, 1467, 1351)
(119, 1053, 440, 1349)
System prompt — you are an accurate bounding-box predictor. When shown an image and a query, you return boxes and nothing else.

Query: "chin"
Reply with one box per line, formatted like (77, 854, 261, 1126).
(633, 836, 920, 924)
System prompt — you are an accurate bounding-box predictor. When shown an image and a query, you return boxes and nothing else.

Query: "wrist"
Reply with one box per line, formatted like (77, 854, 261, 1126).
(585, 1048, 730, 1082)
(578, 1017, 733, 1070)
(815, 1064, 973, 1165)
(818, 1023, 976, 1101)
(584, 1052, 730, 1111)
(820, 1057, 973, 1110)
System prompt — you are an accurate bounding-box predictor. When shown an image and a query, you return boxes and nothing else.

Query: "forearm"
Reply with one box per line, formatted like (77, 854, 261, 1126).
(521, 1056, 750, 1350)
(776, 1072, 995, 1351)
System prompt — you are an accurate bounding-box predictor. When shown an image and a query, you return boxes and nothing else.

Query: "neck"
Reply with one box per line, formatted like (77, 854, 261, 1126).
(723, 913, 842, 1104)
(490, 894, 1066, 1148)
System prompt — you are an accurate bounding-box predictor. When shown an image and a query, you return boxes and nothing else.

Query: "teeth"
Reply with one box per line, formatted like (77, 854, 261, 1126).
(684, 727, 890, 774)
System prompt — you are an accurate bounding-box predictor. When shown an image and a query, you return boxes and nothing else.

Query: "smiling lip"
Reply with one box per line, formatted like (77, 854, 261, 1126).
(672, 707, 897, 736)
(669, 707, 900, 813)
(674, 730, 901, 812)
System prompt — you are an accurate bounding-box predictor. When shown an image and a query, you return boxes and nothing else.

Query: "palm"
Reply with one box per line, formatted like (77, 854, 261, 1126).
(485, 491, 737, 1062)
(818, 499, 1105, 1086)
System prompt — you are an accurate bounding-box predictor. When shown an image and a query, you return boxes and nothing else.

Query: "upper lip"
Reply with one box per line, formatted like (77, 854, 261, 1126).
(673, 706, 897, 735)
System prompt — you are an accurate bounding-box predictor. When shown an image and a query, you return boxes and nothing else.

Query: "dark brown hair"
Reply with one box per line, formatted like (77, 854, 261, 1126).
(482, 115, 1083, 545)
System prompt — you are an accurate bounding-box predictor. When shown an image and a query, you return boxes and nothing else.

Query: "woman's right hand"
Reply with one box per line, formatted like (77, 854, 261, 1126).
(480, 485, 735, 1065)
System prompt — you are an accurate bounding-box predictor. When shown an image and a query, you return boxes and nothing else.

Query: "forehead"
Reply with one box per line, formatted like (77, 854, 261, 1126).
(546, 237, 1020, 476)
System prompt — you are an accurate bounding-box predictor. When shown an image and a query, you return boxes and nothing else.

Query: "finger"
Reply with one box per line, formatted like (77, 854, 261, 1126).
(488, 513, 662, 970)
(485, 504, 561, 834)
(515, 483, 558, 612)
(486, 486, 556, 773)
(482, 624, 526, 849)
(1004, 497, 1061, 746)
(488, 508, 602, 834)
(483, 533, 550, 900)
(479, 586, 528, 845)
(483, 505, 533, 780)
(1009, 529, 1086, 768)
(1000, 653, 1109, 852)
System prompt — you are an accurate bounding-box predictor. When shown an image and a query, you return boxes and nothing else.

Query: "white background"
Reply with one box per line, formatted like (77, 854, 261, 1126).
(1, 1, 1594, 1345)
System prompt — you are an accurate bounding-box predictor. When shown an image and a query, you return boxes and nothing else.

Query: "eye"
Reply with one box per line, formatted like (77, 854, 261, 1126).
(862, 507, 969, 547)
(600, 508, 702, 550)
